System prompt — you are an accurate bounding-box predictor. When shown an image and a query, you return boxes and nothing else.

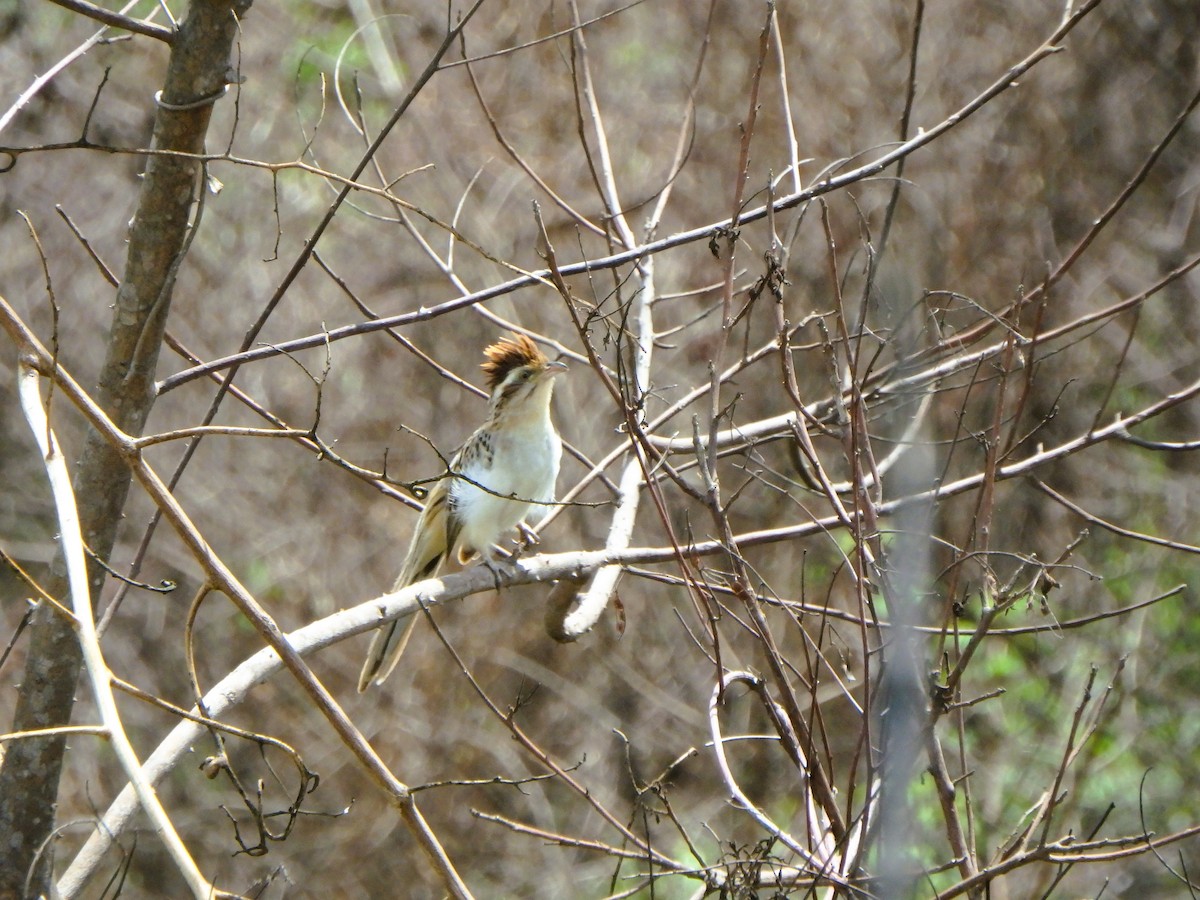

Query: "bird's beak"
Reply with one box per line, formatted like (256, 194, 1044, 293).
(545, 359, 568, 377)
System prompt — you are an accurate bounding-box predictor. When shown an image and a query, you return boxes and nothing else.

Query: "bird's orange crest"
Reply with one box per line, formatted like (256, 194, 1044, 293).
(481, 334, 547, 390)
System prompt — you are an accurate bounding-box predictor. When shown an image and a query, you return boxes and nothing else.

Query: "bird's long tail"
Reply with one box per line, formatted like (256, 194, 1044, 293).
(357, 488, 457, 692)
(358, 614, 421, 692)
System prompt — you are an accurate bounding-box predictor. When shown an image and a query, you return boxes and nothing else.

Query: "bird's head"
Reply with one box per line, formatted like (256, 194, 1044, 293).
(482, 334, 567, 420)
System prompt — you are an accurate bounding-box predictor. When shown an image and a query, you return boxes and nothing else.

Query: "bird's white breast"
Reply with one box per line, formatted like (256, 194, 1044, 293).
(451, 421, 561, 554)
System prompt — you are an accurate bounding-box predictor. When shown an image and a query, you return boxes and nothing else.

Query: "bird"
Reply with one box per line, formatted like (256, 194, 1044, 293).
(358, 334, 566, 692)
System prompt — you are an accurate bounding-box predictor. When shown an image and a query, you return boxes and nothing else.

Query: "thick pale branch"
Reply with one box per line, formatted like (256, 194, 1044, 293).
(0, 299, 473, 900)
(0, 3, 248, 893)
(61, 555, 624, 893)
(17, 363, 212, 900)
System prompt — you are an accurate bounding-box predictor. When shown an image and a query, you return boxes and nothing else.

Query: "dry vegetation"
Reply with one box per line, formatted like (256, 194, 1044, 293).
(2, 0, 1200, 897)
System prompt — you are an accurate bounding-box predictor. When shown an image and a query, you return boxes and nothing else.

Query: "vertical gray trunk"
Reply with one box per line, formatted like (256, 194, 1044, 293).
(0, 3, 250, 896)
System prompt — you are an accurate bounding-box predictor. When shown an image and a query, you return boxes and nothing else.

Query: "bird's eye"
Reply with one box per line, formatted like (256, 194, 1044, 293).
(520, 369, 532, 381)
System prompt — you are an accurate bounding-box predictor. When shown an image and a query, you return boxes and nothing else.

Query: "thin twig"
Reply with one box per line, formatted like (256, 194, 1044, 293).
(45, 0, 174, 43)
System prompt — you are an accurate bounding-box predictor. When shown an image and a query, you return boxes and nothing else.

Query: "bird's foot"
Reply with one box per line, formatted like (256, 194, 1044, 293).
(517, 522, 540, 549)
(481, 553, 507, 592)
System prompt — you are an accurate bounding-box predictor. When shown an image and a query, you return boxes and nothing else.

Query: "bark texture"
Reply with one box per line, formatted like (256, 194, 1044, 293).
(0, 3, 251, 896)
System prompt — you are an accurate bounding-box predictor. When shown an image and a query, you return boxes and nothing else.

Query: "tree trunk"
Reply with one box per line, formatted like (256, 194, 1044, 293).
(0, 3, 250, 896)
